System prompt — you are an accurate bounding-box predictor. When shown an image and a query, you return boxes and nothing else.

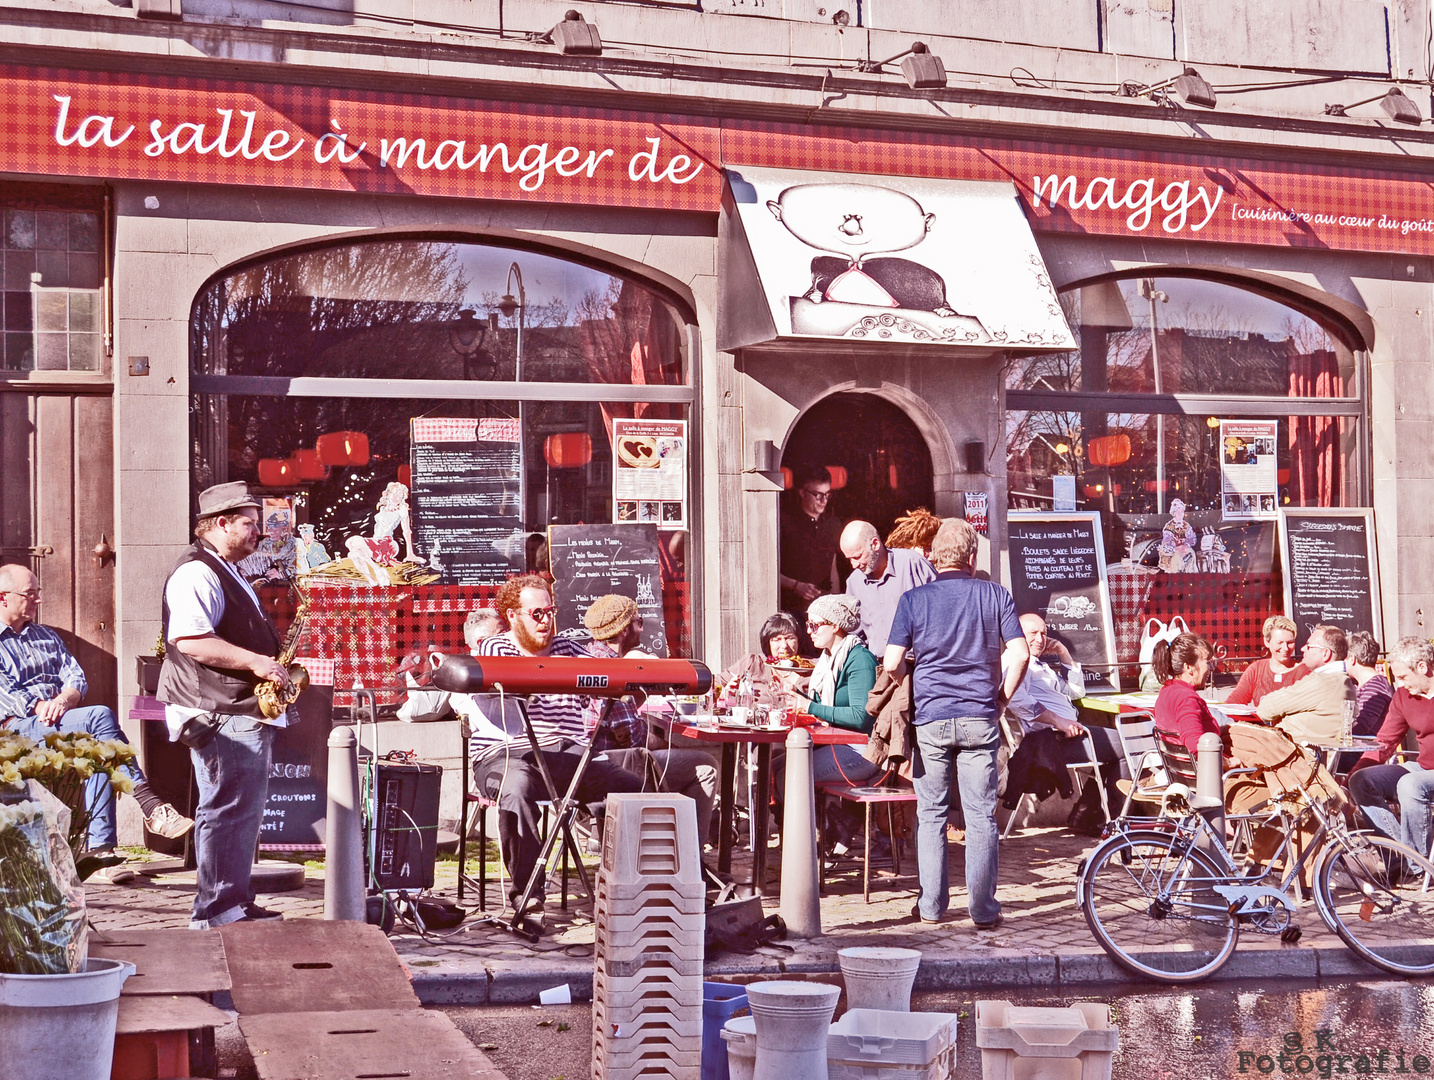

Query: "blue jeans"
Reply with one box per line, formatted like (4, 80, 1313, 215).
(912, 717, 1001, 924)
(1350, 762, 1434, 858)
(5, 705, 143, 850)
(189, 715, 274, 928)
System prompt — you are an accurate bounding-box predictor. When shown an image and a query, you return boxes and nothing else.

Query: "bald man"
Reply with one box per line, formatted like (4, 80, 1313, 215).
(1003, 612, 1125, 820)
(841, 520, 935, 654)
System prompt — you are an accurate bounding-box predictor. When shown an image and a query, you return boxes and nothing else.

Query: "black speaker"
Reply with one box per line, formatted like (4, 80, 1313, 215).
(368, 759, 442, 891)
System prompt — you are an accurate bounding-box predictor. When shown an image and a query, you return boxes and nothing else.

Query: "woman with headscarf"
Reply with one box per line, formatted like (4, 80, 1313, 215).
(788, 594, 881, 787)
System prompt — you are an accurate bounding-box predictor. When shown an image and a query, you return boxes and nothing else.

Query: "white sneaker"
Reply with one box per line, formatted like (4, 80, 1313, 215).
(145, 803, 195, 840)
(92, 863, 136, 885)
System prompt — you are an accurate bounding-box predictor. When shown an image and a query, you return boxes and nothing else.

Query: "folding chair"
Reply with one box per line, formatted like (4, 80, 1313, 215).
(1000, 712, 1108, 837)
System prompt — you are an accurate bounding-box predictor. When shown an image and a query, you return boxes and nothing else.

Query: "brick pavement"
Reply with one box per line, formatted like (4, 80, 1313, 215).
(86, 824, 1374, 1003)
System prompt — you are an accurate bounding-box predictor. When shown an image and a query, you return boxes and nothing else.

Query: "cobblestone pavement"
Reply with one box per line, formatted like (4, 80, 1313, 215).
(86, 824, 1365, 1001)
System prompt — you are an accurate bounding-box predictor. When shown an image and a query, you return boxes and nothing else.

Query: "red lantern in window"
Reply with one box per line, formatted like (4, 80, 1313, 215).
(257, 458, 295, 487)
(398, 464, 412, 489)
(544, 433, 593, 468)
(780, 467, 792, 490)
(1278, 468, 1290, 485)
(293, 448, 329, 481)
(1086, 434, 1132, 467)
(888, 464, 900, 489)
(316, 431, 370, 467)
(1143, 479, 1171, 494)
(825, 465, 847, 490)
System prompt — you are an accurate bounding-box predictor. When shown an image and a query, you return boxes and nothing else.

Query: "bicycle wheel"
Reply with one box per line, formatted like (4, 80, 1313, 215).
(1314, 832, 1434, 976)
(1079, 829, 1239, 984)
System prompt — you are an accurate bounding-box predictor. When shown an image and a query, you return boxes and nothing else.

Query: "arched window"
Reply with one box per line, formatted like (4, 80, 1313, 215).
(1005, 272, 1366, 667)
(190, 236, 698, 680)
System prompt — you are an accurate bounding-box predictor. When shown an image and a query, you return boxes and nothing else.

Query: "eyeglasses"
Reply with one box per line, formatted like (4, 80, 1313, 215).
(2, 589, 39, 600)
(800, 488, 832, 502)
(521, 606, 556, 621)
(806, 620, 828, 631)
(1303, 642, 1330, 652)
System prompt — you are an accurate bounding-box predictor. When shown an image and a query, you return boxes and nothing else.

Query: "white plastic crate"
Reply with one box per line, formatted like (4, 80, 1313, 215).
(601, 793, 704, 888)
(974, 1001, 1118, 1080)
(828, 1008, 959, 1066)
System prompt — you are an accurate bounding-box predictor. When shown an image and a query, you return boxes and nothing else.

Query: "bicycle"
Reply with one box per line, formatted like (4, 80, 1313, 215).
(1076, 781, 1434, 984)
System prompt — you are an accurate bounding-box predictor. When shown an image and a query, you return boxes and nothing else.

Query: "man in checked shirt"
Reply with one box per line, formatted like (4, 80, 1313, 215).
(467, 574, 644, 921)
(0, 564, 192, 883)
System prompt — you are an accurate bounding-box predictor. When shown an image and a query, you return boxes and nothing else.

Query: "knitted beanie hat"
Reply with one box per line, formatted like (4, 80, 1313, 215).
(584, 593, 638, 641)
(806, 593, 860, 633)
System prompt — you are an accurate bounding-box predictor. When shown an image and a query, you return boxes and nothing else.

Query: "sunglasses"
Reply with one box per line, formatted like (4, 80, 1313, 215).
(521, 607, 557, 621)
(806, 620, 829, 631)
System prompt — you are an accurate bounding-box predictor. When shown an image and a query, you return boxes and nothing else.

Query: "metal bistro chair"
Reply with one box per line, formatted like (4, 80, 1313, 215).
(999, 712, 1108, 837)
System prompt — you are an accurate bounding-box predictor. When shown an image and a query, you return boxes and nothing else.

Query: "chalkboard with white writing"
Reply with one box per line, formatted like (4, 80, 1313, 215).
(548, 523, 668, 656)
(1278, 508, 1381, 643)
(1006, 512, 1119, 691)
(410, 417, 525, 585)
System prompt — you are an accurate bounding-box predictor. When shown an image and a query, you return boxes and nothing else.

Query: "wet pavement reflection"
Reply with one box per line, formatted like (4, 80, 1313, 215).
(921, 979, 1434, 1079)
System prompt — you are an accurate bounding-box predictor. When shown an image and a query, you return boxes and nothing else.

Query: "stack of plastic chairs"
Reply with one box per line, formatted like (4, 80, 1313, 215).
(592, 793, 706, 1080)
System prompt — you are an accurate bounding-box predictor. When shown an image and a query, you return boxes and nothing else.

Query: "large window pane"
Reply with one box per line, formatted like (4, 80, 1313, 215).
(1007, 277, 1358, 398)
(194, 239, 688, 386)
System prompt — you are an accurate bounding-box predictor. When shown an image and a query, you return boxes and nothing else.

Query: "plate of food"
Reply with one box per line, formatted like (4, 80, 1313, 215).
(768, 657, 815, 672)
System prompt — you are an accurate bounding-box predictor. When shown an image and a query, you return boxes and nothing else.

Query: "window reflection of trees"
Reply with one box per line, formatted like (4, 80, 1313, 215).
(1005, 275, 1361, 516)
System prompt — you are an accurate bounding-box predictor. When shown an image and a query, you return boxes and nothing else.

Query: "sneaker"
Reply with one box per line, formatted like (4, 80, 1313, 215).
(92, 863, 136, 886)
(974, 913, 1004, 931)
(145, 803, 195, 840)
(240, 902, 283, 920)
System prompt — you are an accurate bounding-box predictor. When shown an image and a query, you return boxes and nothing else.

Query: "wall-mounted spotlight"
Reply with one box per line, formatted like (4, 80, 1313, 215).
(1120, 67, 1216, 109)
(542, 10, 602, 55)
(1324, 86, 1422, 125)
(858, 41, 947, 90)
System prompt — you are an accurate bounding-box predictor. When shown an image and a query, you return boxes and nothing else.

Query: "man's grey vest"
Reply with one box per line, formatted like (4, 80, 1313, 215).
(156, 542, 282, 715)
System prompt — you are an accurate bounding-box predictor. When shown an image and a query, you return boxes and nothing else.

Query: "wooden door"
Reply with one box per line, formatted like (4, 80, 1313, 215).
(0, 387, 116, 712)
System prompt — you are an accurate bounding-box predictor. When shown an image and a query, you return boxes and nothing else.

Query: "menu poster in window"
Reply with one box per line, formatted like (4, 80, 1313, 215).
(1006, 512, 1120, 691)
(410, 417, 525, 585)
(612, 418, 687, 529)
(548, 523, 669, 657)
(1278, 508, 1381, 641)
(1220, 420, 1280, 521)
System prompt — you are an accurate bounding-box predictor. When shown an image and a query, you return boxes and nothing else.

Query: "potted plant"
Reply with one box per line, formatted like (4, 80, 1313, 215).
(0, 793, 135, 1079)
(135, 632, 165, 696)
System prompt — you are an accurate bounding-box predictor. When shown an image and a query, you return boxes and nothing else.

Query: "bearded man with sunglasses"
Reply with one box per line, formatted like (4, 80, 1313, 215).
(471, 574, 644, 916)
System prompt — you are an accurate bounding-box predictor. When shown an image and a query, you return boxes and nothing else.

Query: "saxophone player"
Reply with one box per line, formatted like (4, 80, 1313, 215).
(158, 482, 295, 929)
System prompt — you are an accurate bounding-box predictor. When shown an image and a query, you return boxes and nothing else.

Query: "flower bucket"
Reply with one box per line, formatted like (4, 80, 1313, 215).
(0, 957, 135, 1080)
(836, 946, 922, 1012)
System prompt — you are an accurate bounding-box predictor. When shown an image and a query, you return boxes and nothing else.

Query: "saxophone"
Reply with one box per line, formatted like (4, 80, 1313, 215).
(256, 572, 312, 720)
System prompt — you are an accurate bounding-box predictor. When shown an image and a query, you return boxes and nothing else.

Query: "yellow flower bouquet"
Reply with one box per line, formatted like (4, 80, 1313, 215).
(0, 732, 136, 862)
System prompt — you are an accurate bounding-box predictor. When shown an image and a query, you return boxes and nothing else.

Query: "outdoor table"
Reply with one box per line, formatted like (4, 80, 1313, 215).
(1305, 735, 1381, 776)
(659, 716, 866, 895)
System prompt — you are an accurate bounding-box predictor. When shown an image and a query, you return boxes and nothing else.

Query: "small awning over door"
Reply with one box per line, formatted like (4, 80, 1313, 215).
(719, 166, 1075, 353)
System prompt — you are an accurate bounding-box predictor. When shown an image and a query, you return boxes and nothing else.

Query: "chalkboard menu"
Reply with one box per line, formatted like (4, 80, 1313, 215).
(1278, 508, 1381, 641)
(410, 417, 524, 585)
(1006, 512, 1119, 691)
(259, 684, 333, 848)
(548, 523, 668, 656)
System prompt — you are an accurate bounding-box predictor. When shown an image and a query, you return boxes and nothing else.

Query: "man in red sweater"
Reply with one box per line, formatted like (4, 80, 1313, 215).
(1347, 636, 1434, 860)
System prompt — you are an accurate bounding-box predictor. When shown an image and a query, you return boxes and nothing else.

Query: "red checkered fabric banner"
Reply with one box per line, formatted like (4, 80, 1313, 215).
(8, 62, 1434, 254)
(260, 579, 694, 707)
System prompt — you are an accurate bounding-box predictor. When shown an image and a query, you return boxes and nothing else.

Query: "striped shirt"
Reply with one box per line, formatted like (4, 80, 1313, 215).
(475, 633, 591, 745)
(0, 621, 87, 720)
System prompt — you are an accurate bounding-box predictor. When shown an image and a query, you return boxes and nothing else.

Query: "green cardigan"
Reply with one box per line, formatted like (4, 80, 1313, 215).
(803, 642, 878, 734)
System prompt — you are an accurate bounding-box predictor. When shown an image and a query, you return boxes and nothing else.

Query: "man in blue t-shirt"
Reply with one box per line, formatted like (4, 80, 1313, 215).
(884, 518, 1028, 929)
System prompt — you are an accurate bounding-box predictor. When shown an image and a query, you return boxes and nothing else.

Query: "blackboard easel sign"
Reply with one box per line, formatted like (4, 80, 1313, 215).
(548, 523, 669, 656)
(1278, 507, 1381, 642)
(1006, 511, 1120, 692)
